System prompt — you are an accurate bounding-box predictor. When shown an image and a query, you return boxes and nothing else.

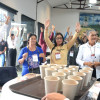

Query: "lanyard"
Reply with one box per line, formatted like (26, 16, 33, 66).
(88, 44, 96, 62)
(27, 46, 40, 64)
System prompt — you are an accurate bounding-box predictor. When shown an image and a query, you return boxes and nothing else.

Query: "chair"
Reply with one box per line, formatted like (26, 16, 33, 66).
(0, 66, 17, 86)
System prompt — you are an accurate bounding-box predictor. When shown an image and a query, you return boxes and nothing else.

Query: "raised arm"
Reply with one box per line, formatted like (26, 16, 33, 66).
(66, 23, 81, 50)
(44, 19, 54, 50)
(64, 27, 70, 40)
(16, 27, 20, 37)
(9, 27, 14, 37)
(39, 27, 44, 45)
(0, 15, 10, 37)
(49, 25, 55, 41)
(4, 14, 10, 25)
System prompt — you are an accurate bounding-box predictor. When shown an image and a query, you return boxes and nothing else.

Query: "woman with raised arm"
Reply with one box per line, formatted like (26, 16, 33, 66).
(39, 25, 55, 56)
(44, 19, 81, 65)
(7, 27, 19, 67)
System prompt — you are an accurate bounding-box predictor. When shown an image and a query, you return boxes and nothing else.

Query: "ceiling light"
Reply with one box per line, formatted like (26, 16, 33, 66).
(89, 0, 97, 4)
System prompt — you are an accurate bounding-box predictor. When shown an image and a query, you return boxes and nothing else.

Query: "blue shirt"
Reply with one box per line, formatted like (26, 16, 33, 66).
(18, 46, 43, 76)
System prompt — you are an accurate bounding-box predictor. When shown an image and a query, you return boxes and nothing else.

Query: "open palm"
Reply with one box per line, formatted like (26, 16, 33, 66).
(45, 19, 50, 29)
(76, 22, 81, 33)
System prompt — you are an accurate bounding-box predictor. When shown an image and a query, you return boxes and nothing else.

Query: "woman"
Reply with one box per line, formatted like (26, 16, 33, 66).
(7, 27, 19, 67)
(76, 30, 100, 80)
(39, 26, 55, 56)
(44, 19, 81, 65)
(18, 34, 46, 76)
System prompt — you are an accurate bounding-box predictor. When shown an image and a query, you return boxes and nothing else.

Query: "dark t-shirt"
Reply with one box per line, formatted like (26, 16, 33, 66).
(0, 40, 7, 51)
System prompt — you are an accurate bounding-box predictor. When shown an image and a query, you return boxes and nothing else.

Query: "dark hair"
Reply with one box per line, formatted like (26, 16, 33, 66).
(27, 33, 41, 47)
(28, 33, 37, 41)
(51, 32, 64, 53)
(97, 33, 99, 37)
(11, 34, 14, 36)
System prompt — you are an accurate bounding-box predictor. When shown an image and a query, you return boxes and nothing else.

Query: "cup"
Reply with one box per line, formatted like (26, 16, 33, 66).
(44, 76, 60, 95)
(68, 75, 82, 96)
(82, 67, 93, 82)
(62, 79, 78, 100)
(51, 66, 62, 70)
(56, 64, 67, 69)
(49, 64, 57, 67)
(79, 69, 91, 86)
(64, 68, 76, 75)
(45, 68, 57, 76)
(58, 69, 70, 78)
(69, 65, 79, 72)
(52, 72, 66, 91)
(73, 72, 86, 90)
(40, 65, 49, 79)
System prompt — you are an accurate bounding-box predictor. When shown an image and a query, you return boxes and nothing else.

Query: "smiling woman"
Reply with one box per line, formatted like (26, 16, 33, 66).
(44, 19, 81, 65)
(18, 34, 46, 76)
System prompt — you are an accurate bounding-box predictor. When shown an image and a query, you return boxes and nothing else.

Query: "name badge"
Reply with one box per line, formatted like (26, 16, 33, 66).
(70, 51, 74, 57)
(91, 54, 95, 60)
(32, 54, 38, 62)
(55, 53, 61, 59)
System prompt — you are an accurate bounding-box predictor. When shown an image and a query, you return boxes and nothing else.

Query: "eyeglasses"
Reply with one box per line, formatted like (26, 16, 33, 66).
(91, 34, 98, 37)
(56, 37, 63, 40)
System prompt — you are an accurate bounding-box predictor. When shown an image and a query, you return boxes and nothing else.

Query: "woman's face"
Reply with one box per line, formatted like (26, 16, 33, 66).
(56, 35, 63, 46)
(88, 31, 97, 44)
(29, 36, 37, 45)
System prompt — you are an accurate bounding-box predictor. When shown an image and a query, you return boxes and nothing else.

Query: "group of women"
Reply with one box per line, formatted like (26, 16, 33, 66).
(18, 19, 100, 81)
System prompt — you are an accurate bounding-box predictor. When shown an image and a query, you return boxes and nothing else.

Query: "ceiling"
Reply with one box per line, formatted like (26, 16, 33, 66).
(38, 0, 100, 11)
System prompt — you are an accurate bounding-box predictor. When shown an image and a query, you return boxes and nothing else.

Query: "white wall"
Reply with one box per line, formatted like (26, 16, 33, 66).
(1, 0, 36, 23)
(51, 8, 100, 35)
(51, 8, 79, 35)
(37, 0, 51, 24)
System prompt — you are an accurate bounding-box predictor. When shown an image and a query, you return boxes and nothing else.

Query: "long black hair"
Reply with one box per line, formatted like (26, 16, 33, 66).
(51, 32, 64, 53)
(27, 33, 41, 47)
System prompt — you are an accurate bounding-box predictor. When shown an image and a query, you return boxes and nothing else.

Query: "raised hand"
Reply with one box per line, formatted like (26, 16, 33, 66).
(10, 27, 14, 31)
(17, 27, 19, 31)
(4, 14, 10, 24)
(45, 19, 50, 29)
(40, 27, 44, 32)
(52, 25, 55, 32)
(76, 22, 81, 33)
(67, 27, 70, 34)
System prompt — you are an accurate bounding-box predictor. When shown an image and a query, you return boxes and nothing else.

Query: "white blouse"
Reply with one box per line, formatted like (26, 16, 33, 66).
(76, 42, 100, 79)
(7, 36, 18, 49)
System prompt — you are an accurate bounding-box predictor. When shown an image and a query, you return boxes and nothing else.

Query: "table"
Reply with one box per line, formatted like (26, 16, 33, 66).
(0, 75, 39, 100)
